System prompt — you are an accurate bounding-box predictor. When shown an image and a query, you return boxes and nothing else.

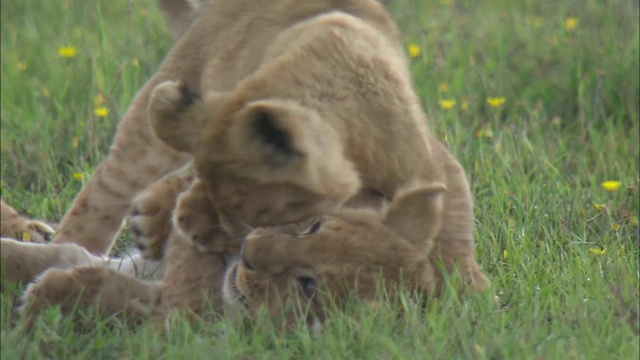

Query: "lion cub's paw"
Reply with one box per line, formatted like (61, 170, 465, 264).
(0, 200, 55, 243)
(130, 175, 194, 260)
(174, 181, 230, 253)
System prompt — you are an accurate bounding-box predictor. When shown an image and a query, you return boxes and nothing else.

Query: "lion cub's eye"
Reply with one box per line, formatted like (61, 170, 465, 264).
(299, 219, 323, 236)
(242, 257, 254, 271)
(297, 276, 316, 299)
(240, 248, 254, 271)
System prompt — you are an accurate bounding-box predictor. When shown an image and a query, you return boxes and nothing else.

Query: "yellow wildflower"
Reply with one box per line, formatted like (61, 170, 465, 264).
(486, 97, 506, 108)
(94, 106, 109, 117)
(16, 61, 27, 71)
(58, 46, 78, 58)
(475, 128, 493, 139)
(610, 223, 621, 231)
(601, 180, 621, 192)
(593, 204, 606, 211)
(630, 216, 638, 227)
(73, 172, 84, 181)
(589, 248, 605, 255)
(438, 99, 456, 110)
(73, 136, 79, 149)
(22, 232, 32, 242)
(438, 82, 449, 93)
(407, 44, 421, 58)
(564, 17, 579, 31)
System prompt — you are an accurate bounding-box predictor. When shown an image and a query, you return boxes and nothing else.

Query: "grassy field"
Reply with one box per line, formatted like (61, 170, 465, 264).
(1, 0, 638, 358)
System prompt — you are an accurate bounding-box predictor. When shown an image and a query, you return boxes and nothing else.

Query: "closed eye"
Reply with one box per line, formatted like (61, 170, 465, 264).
(240, 247, 254, 271)
(300, 219, 323, 236)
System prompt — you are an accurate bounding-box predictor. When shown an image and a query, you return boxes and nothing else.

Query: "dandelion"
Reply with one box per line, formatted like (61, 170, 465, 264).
(593, 204, 606, 211)
(94, 106, 109, 117)
(438, 82, 449, 93)
(601, 180, 621, 192)
(486, 97, 506, 108)
(58, 46, 78, 58)
(438, 99, 456, 110)
(16, 61, 27, 71)
(407, 44, 421, 58)
(73, 172, 84, 181)
(22, 232, 32, 242)
(610, 223, 621, 231)
(630, 216, 638, 227)
(475, 128, 493, 139)
(589, 247, 605, 255)
(564, 17, 579, 31)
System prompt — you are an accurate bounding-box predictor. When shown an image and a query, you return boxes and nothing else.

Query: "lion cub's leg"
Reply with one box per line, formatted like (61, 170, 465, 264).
(157, 227, 227, 316)
(53, 83, 192, 256)
(130, 173, 195, 260)
(1, 200, 55, 243)
(21, 267, 160, 323)
(0, 238, 104, 287)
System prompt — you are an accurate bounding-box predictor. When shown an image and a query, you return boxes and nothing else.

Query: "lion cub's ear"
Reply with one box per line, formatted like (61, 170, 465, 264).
(232, 101, 307, 164)
(383, 184, 447, 248)
(149, 81, 228, 153)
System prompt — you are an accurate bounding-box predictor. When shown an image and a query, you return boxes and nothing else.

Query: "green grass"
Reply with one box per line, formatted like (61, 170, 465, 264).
(1, 0, 638, 358)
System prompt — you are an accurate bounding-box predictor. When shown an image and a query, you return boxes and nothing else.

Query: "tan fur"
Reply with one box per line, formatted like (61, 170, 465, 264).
(52, 0, 400, 255)
(130, 173, 195, 260)
(147, 1, 489, 291)
(18, 184, 445, 326)
(21, 267, 160, 324)
(18, 224, 226, 323)
(43, 0, 488, 322)
(0, 238, 165, 288)
(157, 0, 200, 39)
(222, 185, 445, 326)
(1, 200, 55, 243)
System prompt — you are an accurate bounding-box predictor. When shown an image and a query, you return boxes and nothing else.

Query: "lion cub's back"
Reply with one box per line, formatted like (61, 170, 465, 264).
(175, 0, 395, 92)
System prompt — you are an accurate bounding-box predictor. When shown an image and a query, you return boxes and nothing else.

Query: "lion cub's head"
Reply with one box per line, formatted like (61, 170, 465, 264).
(149, 80, 360, 227)
(221, 184, 446, 326)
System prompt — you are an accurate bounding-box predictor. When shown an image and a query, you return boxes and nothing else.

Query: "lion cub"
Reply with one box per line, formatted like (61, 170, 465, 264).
(52, 0, 488, 292)
(19, 183, 446, 325)
(223, 184, 446, 327)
